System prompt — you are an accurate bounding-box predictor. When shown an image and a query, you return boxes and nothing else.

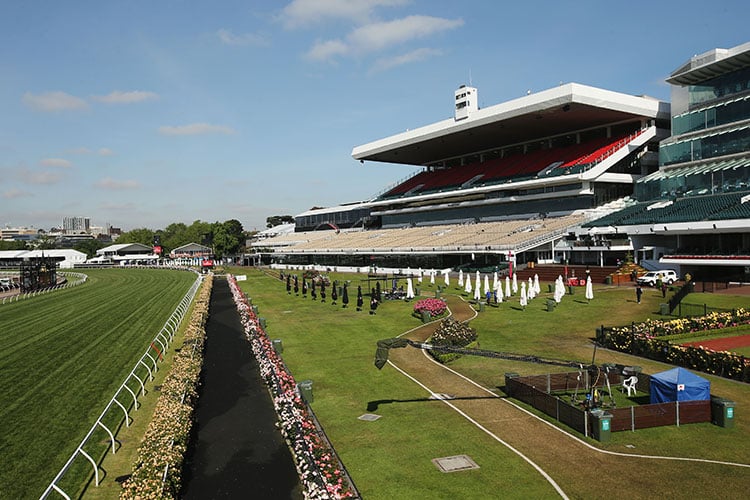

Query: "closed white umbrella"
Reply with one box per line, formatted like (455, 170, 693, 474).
(512, 273, 518, 294)
(527, 277, 535, 300)
(417, 267, 423, 283)
(444, 271, 450, 287)
(534, 274, 541, 295)
(493, 272, 499, 293)
(458, 270, 464, 287)
(484, 274, 490, 296)
(475, 271, 481, 294)
(505, 276, 511, 297)
(465, 276, 472, 294)
(406, 278, 415, 299)
(430, 271, 435, 285)
(474, 280, 481, 301)
(585, 275, 594, 301)
(520, 282, 528, 309)
(554, 275, 565, 303)
(495, 278, 504, 303)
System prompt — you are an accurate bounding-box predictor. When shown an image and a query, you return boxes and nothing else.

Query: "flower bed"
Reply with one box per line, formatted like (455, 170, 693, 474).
(598, 308, 750, 382)
(121, 274, 212, 499)
(427, 317, 478, 364)
(227, 275, 356, 499)
(412, 298, 447, 319)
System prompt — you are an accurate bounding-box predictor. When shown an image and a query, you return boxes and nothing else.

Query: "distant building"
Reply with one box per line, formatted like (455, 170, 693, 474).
(0, 227, 40, 241)
(62, 216, 90, 234)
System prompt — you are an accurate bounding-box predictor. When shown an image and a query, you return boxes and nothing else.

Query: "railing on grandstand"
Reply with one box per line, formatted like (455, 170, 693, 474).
(40, 271, 203, 500)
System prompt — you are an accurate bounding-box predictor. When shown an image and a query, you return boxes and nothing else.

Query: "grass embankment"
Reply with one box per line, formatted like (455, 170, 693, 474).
(230, 267, 750, 499)
(0, 268, 197, 499)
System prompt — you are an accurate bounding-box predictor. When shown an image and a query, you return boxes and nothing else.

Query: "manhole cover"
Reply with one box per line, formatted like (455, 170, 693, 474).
(432, 454, 479, 473)
(358, 413, 382, 421)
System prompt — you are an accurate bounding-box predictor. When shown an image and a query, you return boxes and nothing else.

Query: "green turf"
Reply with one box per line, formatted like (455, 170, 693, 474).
(0, 268, 197, 499)
(229, 268, 750, 499)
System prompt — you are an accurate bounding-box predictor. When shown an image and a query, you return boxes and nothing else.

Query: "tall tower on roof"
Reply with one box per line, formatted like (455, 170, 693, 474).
(454, 85, 478, 121)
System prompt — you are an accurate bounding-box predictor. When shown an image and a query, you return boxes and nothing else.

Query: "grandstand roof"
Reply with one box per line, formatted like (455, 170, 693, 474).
(667, 41, 750, 86)
(352, 83, 669, 166)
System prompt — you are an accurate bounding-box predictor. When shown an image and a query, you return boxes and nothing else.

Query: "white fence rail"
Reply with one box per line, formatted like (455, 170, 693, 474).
(39, 272, 203, 500)
(1, 272, 88, 305)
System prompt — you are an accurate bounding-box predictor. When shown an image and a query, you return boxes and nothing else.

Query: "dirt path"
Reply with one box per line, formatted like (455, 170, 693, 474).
(683, 334, 750, 351)
(388, 294, 749, 499)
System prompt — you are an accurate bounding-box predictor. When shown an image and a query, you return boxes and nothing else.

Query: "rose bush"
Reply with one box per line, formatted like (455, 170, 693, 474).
(413, 298, 447, 318)
(227, 275, 356, 499)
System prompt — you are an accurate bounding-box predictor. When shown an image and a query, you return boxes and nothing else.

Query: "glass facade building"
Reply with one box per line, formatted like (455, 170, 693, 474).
(636, 42, 750, 201)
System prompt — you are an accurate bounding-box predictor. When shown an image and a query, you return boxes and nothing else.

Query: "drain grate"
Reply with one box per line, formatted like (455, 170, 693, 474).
(358, 413, 382, 421)
(432, 455, 479, 473)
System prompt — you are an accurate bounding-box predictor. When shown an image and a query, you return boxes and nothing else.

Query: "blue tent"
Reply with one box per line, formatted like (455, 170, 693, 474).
(650, 367, 710, 404)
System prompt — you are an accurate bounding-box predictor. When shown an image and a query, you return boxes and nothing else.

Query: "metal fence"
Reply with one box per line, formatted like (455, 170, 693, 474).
(505, 371, 712, 436)
(40, 272, 202, 500)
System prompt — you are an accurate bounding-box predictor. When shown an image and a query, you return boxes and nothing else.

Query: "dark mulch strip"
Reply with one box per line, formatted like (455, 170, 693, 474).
(182, 278, 302, 499)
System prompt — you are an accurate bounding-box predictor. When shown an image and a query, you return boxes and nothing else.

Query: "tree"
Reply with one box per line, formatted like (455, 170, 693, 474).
(74, 239, 106, 258)
(266, 215, 295, 228)
(116, 228, 155, 246)
(212, 219, 244, 258)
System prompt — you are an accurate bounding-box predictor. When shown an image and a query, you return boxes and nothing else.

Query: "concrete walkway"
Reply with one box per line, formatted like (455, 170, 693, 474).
(182, 278, 302, 499)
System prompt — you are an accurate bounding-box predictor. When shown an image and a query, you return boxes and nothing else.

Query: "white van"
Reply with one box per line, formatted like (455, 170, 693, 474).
(637, 270, 678, 286)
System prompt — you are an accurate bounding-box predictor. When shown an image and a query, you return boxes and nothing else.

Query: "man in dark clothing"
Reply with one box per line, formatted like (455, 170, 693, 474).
(635, 285, 643, 304)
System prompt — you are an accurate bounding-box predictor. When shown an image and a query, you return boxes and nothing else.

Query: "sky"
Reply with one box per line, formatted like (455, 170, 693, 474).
(1, 1, 747, 233)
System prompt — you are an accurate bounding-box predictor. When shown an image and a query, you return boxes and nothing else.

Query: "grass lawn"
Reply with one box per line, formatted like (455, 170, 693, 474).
(0, 268, 197, 499)
(229, 267, 750, 498)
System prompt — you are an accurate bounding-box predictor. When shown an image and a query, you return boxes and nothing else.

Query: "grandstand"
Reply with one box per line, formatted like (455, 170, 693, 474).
(253, 83, 670, 272)
(584, 41, 750, 282)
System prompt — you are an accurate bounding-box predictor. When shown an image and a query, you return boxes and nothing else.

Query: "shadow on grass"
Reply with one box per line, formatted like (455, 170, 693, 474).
(367, 395, 503, 412)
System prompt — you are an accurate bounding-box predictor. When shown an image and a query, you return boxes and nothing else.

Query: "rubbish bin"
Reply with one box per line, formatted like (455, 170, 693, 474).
(659, 303, 670, 316)
(435, 290, 441, 298)
(272, 338, 283, 355)
(567, 285, 575, 295)
(546, 299, 556, 312)
(415, 287, 420, 296)
(548, 284, 553, 293)
(605, 276, 612, 285)
(298, 380, 314, 404)
(421, 310, 431, 323)
(478, 301, 485, 312)
(711, 396, 735, 428)
(259, 317, 267, 329)
(590, 410, 612, 442)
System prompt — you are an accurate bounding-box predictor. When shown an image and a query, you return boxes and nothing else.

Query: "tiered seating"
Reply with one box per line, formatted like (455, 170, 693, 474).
(585, 191, 750, 227)
(260, 215, 586, 254)
(380, 131, 643, 199)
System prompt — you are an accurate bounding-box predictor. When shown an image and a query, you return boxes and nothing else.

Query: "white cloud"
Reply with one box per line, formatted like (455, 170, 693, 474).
(280, 0, 409, 29)
(22, 91, 88, 112)
(39, 158, 72, 168)
(370, 47, 441, 73)
(306, 15, 463, 62)
(3, 189, 33, 199)
(95, 177, 141, 190)
(18, 168, 65, 185)
(158, 123, 236, 136)
(217, 28, 268, 47)
(92, 90, 159, 104)
(67, 147, 114, 156)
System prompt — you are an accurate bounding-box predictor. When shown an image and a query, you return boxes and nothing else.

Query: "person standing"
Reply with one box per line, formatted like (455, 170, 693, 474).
(661, 281, 667, 298)
(635, 284, 643, 304)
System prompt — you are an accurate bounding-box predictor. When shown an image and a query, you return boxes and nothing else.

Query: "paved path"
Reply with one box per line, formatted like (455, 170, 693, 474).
(182, 278, 302, 499)
(388, 294, 750, 499)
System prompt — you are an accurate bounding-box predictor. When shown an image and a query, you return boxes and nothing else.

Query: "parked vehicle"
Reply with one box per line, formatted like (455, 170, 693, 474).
(637, 270, 677, 286)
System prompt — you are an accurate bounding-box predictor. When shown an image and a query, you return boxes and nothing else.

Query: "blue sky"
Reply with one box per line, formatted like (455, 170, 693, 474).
(1, 1, 747, 232)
